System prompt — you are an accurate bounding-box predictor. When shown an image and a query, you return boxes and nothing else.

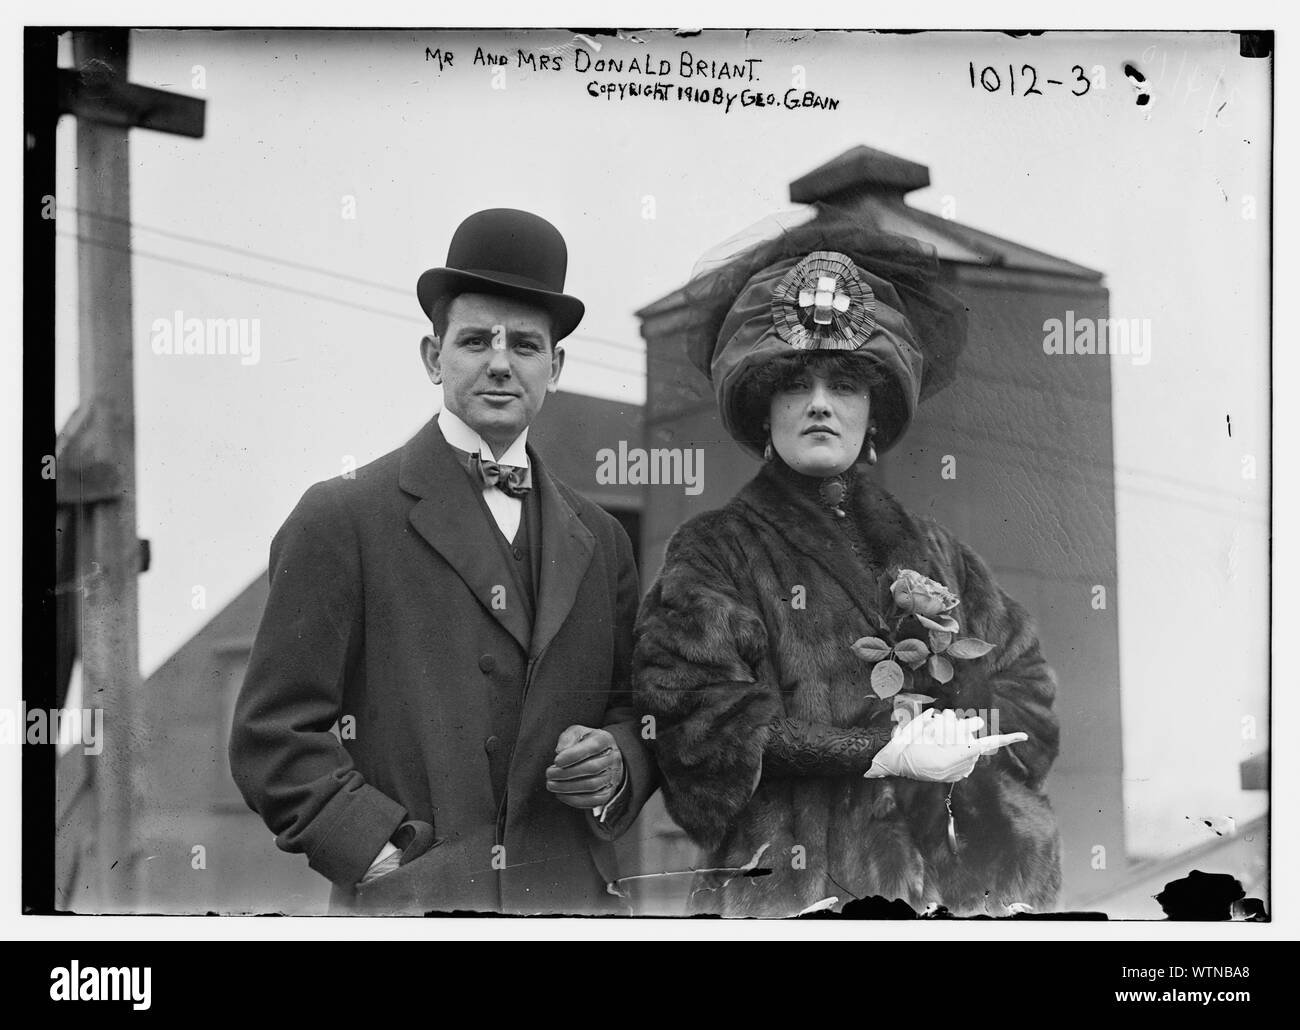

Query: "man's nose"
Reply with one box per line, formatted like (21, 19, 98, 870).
(486, 343, 512, 376)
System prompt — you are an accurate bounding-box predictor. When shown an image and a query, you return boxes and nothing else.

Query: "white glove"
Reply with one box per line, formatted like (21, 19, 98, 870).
(864, 708, 1028, 782)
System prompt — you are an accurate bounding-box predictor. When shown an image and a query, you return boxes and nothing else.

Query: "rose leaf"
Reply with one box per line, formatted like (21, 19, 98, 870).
(851, 636, 893, 662)
(894, 638, 931, 668)
(947, 637, 996, 660)
(928, 654, 955, 684)
(870, 659, 905, 699)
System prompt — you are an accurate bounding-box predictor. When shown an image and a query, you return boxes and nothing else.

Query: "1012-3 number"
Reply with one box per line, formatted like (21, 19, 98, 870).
(969, 62, 1091, 97)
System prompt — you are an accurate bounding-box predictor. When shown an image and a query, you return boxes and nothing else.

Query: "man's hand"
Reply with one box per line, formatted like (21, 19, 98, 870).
(547, 726, 624, 810)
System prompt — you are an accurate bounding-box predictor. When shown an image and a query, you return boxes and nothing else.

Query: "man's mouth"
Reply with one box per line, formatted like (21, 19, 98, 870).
(802, 424, 838, 436)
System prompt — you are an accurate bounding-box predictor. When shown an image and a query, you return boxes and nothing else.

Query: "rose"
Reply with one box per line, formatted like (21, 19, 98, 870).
(890, 569, 960, 632)
(890, 569, 958, 617)
(853, 571, 995, 696)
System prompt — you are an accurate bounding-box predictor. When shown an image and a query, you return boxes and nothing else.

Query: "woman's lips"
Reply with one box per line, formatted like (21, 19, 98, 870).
(802, 425, 838, 436)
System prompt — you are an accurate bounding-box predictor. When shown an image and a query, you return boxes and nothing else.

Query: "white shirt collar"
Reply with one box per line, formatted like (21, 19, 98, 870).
(438, 407, 530, 468)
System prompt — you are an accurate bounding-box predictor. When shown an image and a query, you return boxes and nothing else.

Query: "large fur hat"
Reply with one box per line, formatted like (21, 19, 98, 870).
(681, 213, 968, 459)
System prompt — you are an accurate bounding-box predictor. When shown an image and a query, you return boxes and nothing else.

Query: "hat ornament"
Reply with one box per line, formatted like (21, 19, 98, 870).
(771, 250, 877, 351)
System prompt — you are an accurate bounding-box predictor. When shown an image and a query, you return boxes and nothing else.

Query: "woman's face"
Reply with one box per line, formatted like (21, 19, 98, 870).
(768, 367, 872, 477)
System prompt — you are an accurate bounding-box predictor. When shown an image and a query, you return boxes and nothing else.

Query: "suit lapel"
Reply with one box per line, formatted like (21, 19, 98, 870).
(527, 448, 595, 660)
(399, 416, 531, 654)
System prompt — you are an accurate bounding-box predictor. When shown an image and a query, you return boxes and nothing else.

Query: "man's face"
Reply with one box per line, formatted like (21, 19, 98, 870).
(422, 293, 564, 455)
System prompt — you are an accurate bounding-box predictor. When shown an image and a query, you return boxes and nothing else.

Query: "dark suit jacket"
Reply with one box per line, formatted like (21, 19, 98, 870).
(229, 414, 655, 914)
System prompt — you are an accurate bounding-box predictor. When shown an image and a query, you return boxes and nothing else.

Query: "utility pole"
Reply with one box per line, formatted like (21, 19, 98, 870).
(54, 29, 205, 912)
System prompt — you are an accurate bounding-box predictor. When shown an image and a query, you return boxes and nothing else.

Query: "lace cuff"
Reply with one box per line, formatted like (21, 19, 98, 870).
(762, 717, 894, 777)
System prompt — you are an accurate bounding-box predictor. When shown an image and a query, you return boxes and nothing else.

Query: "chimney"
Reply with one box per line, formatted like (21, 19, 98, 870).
(789, 145, 930, 209)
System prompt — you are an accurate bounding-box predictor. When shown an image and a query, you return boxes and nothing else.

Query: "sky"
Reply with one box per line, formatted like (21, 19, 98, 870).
(52, 28, 1270, 860)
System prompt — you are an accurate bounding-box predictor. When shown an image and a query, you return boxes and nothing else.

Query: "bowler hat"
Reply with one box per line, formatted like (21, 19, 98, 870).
(417, 208, 586, 341)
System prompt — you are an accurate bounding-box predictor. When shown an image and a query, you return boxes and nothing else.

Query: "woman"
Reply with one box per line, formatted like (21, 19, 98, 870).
(632, 221, 1062, 917)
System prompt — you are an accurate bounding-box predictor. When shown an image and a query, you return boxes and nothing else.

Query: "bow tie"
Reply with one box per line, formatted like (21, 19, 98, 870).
(466, 451, 532, 498)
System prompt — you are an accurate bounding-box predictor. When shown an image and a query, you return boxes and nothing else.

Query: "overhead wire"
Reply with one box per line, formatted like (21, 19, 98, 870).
(55, 211, 1266, 517)
(59, 205, 648, 358)
(57, 230, 647, 381)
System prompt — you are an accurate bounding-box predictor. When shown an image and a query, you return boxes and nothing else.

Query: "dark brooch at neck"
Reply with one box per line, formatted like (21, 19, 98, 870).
(818, 474, 851, 518)
(771, 456, 858, 519)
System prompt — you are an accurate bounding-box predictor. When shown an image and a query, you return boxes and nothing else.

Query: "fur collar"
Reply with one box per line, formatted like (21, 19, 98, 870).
(731, 460, 935, 630)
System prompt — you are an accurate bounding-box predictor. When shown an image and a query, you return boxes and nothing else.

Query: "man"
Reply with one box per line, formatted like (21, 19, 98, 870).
(229, 208, 655, 914)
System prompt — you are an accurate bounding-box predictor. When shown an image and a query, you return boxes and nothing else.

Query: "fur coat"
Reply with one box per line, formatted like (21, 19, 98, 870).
(633, 460, 1061, 917)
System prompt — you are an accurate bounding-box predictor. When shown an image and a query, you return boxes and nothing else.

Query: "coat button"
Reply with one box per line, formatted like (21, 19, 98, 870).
(512, 546, 524, 561)
(484, 735, 500, 754)
(478, 654, 495, 673)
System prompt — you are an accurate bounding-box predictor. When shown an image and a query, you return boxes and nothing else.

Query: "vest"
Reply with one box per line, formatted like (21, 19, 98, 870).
(467, 476, 543, 810)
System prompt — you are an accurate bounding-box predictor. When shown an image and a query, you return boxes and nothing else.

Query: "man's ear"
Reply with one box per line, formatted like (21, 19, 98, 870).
(546, 342, 565, 393)
(420, 333, 443, 385)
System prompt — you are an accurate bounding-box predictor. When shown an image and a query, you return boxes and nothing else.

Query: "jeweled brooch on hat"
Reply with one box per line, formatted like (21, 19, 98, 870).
(771, 251, 877, 351)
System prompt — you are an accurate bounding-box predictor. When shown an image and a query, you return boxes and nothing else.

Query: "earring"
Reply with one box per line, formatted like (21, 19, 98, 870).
(865, 425, 878, 466)
(763, 438, 774, 463)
